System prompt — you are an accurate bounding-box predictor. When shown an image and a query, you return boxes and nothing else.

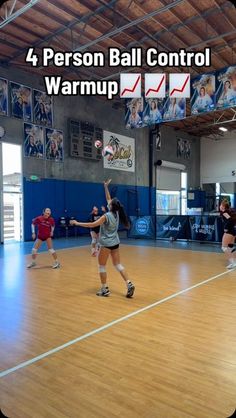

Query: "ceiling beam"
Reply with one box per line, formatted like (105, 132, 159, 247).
(160, 0, 230, 67)
(4, 0, 118, 63)
(72, 0, 186, 52)
(0, 0, 41, 29)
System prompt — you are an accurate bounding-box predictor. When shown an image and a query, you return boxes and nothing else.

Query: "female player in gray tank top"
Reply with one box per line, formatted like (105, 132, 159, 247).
(70, 179, 135, 297)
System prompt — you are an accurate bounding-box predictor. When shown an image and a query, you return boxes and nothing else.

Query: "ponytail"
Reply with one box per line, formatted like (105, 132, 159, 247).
(110, 198, 130, 228)
(118, 205, 130, 229)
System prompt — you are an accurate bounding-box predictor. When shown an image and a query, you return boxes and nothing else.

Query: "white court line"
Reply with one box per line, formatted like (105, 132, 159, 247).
(0, 268, 234, 378)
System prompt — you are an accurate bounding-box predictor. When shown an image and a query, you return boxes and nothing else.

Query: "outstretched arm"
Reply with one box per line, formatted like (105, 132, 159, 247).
(104, 179, 112, 204)
(70, 215, 106, 228)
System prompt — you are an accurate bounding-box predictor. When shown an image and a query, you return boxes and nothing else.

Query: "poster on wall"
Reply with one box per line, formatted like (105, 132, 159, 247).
(125, 97, 147, 129)
(216, 66, 236, 109)
(24, 123, 44, 158)
(45, 128, 64, 161)
(177, 138, 191, 159)
(103, 130, 135, 172)
(33, 89, 53, 127)
(150, 125, 161, 151)
(143, 98, 163, 125)
(191, 73, 216, 115)
(10, 81, 32, 121)
(162, 96, 186, 121)
(0, 77, 8, 116)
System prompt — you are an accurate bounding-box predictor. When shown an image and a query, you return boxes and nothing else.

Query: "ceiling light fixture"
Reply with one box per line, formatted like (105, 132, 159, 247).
(219, 127, 228, 132)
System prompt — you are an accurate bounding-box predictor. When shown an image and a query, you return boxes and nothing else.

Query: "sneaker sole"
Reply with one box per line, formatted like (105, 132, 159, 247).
(126, 286, 135, 298)
(96, 292, 110, 297)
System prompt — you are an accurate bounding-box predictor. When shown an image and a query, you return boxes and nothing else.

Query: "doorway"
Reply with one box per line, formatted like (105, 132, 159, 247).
(0, 143, 23, 242)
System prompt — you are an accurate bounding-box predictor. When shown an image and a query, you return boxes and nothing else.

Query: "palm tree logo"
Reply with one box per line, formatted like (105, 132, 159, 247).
(108, 135, 120, 156)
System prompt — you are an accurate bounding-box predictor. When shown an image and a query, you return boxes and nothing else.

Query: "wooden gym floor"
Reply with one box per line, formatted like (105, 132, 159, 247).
(1, 239, 236, 418)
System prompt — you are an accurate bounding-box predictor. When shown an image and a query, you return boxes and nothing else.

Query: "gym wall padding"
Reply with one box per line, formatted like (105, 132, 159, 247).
(23, 178, 154, 240)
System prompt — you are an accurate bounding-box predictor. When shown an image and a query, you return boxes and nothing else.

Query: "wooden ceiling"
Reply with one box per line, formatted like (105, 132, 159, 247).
(0, 0, 236, 137)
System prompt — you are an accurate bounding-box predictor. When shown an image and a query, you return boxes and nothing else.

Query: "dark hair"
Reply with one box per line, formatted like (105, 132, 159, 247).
(200, 86, 205, 95)
(110, 198, 130, 228)
(42, 208, 51, 216)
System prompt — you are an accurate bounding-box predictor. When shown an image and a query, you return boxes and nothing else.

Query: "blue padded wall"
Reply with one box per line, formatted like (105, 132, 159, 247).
(23, 178, 153, 241)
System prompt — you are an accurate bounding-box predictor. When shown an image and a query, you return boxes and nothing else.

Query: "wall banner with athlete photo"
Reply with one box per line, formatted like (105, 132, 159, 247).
(103, 130, 135, 172)
(191, 73, 216, 115)
(10, 81, 32, 121)
(162, 94, 186, 122)
(216, 65, 236, 110)
(125, 97, 147, 129)
(45, 128, 64, 162)
(0, 77, 8, 116)
(33, 89, 53, 127)
(24, 123, 44, 159)
(143, 98, 164, 125)
(177, 138, 191, 160)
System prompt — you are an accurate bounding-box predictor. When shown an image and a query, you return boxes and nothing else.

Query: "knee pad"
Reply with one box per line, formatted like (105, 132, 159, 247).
(48, 248, 55, 254)
(91, 238, 97, 245)
(228, 244, 235, 253)
(32, 248, 38, 255)
(222, 245, 234, 253)
(99, 265, 106, 273)
(115, 264, 124, 272)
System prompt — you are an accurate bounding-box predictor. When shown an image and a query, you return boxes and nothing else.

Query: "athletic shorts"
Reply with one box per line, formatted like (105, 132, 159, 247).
(224, 220, 236, 236)
(104, 244, 119, 250)
(91, 227, 100, 234)
(38, 236, 50, 242)
(224, 227, 236, 236)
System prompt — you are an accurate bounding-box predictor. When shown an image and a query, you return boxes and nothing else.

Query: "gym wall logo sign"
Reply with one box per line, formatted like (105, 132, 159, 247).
(103, 131, 135, 172)
(232, 170, 236, 176)
(163, 222, 182, 232)
(135, 218, 150, 235)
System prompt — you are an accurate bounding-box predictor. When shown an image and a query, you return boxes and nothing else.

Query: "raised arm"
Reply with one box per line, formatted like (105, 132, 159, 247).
(104, 179, 112, 204)
(70, 215, 106, 228)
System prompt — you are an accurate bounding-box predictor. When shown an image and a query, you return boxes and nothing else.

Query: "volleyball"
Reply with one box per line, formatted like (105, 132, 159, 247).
(102, 145, 114, 160)
(94, 140, 103, 149)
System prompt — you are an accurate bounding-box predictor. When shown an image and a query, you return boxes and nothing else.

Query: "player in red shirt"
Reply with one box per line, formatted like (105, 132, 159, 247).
(27, 208, 60, 269)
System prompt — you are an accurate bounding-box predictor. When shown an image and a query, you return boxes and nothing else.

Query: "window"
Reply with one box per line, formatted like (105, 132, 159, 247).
(181, 172, 187, 215)
(156, 170, 187, 216)
(156, 190, 180, 215)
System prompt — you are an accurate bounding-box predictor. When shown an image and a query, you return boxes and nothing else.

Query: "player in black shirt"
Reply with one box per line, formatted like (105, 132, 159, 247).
(220, 199, 236, 269)
(89, 206, 106, 256)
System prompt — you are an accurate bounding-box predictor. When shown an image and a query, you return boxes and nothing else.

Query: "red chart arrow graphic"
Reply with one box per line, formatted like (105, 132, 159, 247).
(170, 75, 190, 96)
(146, 75, 165, 97)
(121, 75, 141, 96)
